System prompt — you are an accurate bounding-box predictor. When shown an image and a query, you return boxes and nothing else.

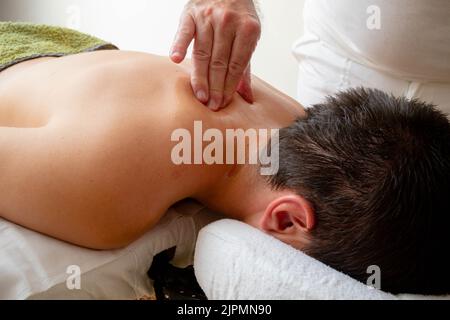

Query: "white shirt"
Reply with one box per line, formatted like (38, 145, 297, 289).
(301, 0, 450, 82)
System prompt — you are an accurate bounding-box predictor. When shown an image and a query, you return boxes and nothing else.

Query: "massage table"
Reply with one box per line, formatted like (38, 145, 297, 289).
(1, 200, 448, 300)
(0, 200, 219, 300)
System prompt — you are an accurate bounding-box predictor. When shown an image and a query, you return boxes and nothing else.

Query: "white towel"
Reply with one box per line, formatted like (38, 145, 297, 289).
(194, 219, 449, 300)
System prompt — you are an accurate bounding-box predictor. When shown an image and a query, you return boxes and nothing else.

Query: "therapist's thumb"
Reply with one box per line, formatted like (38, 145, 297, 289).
(237, 65, 254, 104)
(170, 14, 195, 63)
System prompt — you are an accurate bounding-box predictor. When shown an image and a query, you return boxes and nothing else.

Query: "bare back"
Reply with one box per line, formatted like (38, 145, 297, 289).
(0, 50, 304, 249)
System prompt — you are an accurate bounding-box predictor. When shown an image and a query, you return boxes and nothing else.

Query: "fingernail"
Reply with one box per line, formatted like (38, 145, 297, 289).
(196, 90, 208, 103)
(208, 98, 221, 111)
(170, 51, 182, 62)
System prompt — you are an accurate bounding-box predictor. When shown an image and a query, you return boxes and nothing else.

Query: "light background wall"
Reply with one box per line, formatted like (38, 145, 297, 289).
(0, 0, 305, 98)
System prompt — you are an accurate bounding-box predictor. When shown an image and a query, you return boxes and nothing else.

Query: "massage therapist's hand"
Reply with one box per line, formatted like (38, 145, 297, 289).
(170, 0, 261, 110)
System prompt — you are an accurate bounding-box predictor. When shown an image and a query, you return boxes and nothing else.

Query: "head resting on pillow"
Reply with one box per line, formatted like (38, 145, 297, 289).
(255, 87, 450, 295)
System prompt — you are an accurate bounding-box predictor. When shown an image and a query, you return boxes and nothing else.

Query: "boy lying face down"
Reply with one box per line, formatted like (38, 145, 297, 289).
(0, 51, 449, 295)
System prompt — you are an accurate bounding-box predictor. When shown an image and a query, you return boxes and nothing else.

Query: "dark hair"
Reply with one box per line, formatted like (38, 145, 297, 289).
(268, 87, 450, 294)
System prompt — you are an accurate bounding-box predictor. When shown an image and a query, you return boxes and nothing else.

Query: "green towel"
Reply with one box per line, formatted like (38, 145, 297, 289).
(0, 21, 118, 72)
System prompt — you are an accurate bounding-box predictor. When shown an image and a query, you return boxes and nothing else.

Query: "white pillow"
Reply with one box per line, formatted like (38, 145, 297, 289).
(194, 219, 449, 300)
(0, 200, 219, 300)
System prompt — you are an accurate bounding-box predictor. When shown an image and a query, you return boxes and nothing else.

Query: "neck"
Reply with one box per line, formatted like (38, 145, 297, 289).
(192, 82, 305, 220)
(195, 163, 275, 224)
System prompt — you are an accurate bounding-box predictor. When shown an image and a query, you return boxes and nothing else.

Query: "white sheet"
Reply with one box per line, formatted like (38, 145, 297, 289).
(194, 219, 450, 300)
(0, 200, 220, 300)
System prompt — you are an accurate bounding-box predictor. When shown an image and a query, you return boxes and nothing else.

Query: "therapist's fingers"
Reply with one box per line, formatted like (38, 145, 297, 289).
(171, 0, 260, 108)
(207, 24, 235, 111)
(236, 65, 254, 104)
(191, 22, 214, 104)
(222, 27, 258, 106)
(170, 13, 195, 63)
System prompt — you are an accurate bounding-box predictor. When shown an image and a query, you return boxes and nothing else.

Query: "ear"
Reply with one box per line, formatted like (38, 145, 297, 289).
(260, 195, 315, 244)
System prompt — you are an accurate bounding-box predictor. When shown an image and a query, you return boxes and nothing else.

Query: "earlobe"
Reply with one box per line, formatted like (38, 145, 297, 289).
(260, 194, 315, 234)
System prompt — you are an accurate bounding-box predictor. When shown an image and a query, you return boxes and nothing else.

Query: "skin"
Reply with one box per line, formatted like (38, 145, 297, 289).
(0, 50, 313, 250)
(171, 0, 261, 110)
